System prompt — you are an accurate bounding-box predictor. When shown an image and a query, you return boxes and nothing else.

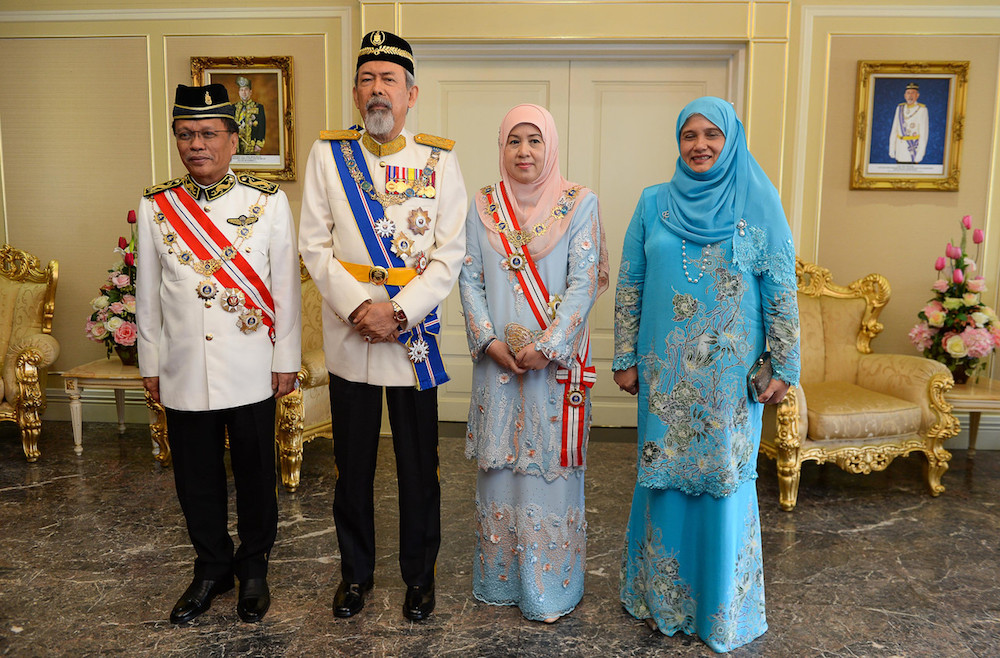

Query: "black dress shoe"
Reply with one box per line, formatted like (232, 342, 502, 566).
(403, 582, 435, 621)
(237, 577, 270, 623)
(169, 576, 234, 624)
(333, 578, 373, 618)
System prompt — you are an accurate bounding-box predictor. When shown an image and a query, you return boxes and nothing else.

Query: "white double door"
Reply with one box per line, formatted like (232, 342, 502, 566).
(408, 48, 739, 425)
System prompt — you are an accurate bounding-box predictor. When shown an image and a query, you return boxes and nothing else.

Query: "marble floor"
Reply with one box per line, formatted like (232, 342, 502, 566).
(0, 421, 997, 657)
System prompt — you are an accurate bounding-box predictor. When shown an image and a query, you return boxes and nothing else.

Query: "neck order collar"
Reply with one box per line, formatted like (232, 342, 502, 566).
(184, 173, 236, 201)
(362, 131, 405, 157)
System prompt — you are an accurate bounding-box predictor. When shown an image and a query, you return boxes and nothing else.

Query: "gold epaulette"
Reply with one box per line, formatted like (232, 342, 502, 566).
(143, 177, 185, 198)
(236, 172, 279, 195)
(320, 129, 361, 141)
(414, 133, 455, 151)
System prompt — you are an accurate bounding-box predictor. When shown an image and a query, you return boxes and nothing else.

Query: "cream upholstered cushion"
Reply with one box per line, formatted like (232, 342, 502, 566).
(796, 295, 826, 387)
(300, 276, 325, 353)
(0, 278, 57, 404)
(0, 278, 23, 359)
(300, 348, 328, 388)
(806, 381, 921, 441)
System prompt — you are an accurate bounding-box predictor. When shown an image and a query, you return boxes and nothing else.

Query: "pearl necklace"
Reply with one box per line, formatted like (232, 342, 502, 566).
(681, 239, 708, 284)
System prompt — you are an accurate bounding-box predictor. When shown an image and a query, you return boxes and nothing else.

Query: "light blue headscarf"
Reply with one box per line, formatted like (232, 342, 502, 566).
(656, 97, 785, 247)
(642, 96, 795, 285)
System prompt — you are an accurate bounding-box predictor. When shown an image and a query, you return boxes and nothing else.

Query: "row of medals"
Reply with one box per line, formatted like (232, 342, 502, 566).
(152, 194, 267, 335)
(385, 177, 436, 198)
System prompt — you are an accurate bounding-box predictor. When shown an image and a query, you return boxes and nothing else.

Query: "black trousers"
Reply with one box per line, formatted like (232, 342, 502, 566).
(165, 396, 278, 581)
(329, 373, 440, 587)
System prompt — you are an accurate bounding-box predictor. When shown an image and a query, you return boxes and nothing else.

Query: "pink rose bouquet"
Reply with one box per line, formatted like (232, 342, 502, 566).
(85, 210, 139, 361)
(910, 214, 998, 382)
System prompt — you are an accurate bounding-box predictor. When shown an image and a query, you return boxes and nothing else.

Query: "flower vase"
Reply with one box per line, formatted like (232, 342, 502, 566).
(115, 345, 139, 367)
(950, 363, 969, 385)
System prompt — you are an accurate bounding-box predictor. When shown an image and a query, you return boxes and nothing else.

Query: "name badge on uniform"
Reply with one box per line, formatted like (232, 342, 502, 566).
(385, 165, 437, 198)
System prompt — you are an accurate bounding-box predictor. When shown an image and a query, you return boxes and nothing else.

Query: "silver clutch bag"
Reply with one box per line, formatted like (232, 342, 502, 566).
(747, 351, 772, 402)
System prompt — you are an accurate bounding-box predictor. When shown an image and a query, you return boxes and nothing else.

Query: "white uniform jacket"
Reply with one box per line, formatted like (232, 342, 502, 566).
(298, 128, 467, 387)
(136, 171, 302, 411)
(888, 102, 929, 163)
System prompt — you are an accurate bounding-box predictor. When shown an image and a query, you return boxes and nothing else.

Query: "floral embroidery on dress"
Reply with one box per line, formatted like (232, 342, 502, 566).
(764, 289, 801, 384)
(707, 498, 767, 651)
(635, 260, 756, 497)
(619, 512, 697, 636)
(475, 498, 586, 608)
(461, 194, 602, 481)
(613, 266, 641, 371)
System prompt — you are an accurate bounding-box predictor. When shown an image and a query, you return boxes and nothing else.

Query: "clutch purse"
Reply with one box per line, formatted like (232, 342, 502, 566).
(747, 351, 772, 403)
(504, 322, 540, 355)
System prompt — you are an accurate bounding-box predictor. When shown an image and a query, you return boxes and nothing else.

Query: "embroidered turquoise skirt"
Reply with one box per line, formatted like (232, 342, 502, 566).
(619, 479, 766, 653)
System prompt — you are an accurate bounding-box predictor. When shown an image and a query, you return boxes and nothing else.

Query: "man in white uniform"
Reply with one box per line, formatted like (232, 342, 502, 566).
(888, 81, 930, 164)
(136, 83, 301, 624)
(298, 31, 467, 621)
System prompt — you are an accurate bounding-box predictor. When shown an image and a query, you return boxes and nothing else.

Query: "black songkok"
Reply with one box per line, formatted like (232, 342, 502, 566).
(356, 30, 414, 75)
(172, 83, 235, 120)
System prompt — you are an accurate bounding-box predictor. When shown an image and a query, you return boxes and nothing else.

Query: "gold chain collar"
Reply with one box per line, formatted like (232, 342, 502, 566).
(150, 191, 269, 277)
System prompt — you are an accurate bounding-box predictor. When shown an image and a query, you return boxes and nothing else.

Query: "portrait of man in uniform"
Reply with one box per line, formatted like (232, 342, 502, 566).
(863, 73, 954, 179)
(192, 57, 296, 179)
(235, 76, 266, 155)
(888, 82, 929, 164)
(205, 72, 280, 159)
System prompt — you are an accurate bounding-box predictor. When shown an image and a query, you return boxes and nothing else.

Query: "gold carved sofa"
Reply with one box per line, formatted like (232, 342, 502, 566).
(760, 258, 959, 510)
(275, 261, 331, 492)
(0, 245, 59, 461)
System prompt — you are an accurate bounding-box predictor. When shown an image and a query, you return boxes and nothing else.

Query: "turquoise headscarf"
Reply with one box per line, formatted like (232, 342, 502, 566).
(657, 96, 786, 248)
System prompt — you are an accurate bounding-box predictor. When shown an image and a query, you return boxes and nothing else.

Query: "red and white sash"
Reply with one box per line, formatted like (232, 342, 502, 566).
(152, 188, 276, 340)
(485, 181, 595, 467)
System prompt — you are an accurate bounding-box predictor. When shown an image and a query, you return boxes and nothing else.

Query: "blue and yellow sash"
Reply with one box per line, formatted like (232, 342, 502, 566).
(329, 139, 449, 390)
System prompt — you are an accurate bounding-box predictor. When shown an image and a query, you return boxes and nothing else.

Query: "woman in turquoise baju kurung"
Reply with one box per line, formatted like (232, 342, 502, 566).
(460, 104, 609, 622)
(613, 97, 801, 653)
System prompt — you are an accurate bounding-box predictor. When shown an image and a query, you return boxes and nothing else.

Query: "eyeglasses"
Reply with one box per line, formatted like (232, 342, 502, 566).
(174, 129, 234, 142)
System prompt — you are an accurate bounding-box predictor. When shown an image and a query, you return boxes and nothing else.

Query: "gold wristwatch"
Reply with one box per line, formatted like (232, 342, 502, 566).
(391, 300, 407, 327)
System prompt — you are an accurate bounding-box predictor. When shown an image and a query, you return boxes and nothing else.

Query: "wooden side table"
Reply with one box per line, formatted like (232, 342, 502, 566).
(944, 377, 1000, 457)
(62, 356, 170, 465)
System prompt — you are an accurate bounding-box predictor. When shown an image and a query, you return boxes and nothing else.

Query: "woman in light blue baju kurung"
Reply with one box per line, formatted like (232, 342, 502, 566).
(460, 104, 608, 622)
(613, 97, 801, 652)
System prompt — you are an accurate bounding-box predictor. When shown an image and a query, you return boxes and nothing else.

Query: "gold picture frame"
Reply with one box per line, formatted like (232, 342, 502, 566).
(851, 60, 969, 191)
(191, 56, 295, 181)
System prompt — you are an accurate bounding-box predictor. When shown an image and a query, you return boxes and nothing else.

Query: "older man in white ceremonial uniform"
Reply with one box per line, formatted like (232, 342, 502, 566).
(889, 81, 930, 164)
(299, 30, 466, 621)
(137, 83, 301, 625)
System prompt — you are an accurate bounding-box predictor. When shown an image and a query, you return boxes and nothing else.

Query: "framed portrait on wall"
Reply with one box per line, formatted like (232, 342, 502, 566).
(850, 60, 969, 191)
(191, 56, 295, 181)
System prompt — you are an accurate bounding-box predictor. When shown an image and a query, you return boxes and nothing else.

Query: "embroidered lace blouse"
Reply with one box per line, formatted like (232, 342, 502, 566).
(461, 192, 603, 481)
(613, 184, 800, 497)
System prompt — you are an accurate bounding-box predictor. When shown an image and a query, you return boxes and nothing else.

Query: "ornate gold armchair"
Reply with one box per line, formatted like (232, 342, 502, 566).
(760, 258, 959, 510)
(0, 245, 59, 461)
(275, 260, 331, 492)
